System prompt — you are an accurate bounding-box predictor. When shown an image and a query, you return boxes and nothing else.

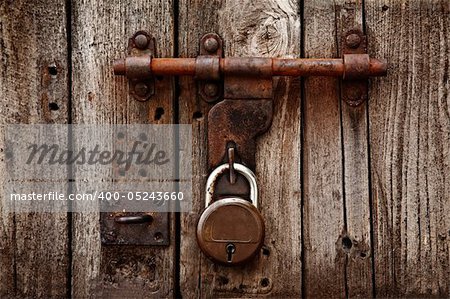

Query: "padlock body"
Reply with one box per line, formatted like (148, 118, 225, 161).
(196, 197, 265, 265)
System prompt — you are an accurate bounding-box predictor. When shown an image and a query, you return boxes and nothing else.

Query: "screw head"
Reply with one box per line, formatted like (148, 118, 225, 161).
(134, 82, 149, 97)
(204, 37, 219, 53)
(135, 34, 149, 49)
(346, 33, 361, 49)
(204, 83, 219, 97)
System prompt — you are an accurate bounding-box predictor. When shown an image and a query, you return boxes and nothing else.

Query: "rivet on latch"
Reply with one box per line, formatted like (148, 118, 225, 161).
(345, 33, 361, 49)
(135, 34, 149, 50)
(204, 37, 219, 53)
(134, 82, 149, 97)
(203, 82, 219, 97)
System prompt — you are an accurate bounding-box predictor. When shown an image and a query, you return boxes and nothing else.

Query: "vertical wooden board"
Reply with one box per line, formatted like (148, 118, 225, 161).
(70, 1, 175, 298)
(303, 1, 347, 297)
(178, 0, 301, 297)
(366, 0, 450, 296)
(0, 1, 69, 298)
(177, 2, 220, 298)
(336, 3, 374, 298)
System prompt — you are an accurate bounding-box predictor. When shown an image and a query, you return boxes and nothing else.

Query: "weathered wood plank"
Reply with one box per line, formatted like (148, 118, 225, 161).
(366, 0, 450, 296)
(0, 1, 70, 298)
(70, 1, 175, 297)
(303, 2, 377, 297)
(302, 1, 346, 297)
(178, 0, 301, 297)
(336, 3, 374, 298)
(303, 1, 346, 298)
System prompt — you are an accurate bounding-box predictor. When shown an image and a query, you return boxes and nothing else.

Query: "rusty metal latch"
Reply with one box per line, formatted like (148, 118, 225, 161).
(113, 31, 386, 170)
(114, 52, 386, 85)
(110, 31, 387, 246)
(113, 31, 386, 106)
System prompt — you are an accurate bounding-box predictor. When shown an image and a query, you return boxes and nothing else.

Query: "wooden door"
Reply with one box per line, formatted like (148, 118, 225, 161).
(0, 0, 448, 298)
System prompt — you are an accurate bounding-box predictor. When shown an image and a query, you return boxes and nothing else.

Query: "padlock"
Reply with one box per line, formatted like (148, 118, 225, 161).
(196, 163, 265, 265)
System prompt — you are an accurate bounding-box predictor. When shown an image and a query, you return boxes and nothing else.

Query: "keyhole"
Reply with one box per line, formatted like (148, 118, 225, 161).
(226, 243, 236, 263)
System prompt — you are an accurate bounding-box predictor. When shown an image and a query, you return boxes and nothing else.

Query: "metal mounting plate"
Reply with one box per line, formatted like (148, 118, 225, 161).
(100, 212, 169, 246)
(127, 30, 155, 101)
(99, 114, 170, 246)
(341, 29, 368, 106)
(198, 33, 223, 102)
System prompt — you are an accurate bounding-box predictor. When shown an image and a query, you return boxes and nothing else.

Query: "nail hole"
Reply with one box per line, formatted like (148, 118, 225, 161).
(138, 169, 147, 177)
(217, 276, 229, 285)
(382, 5, 389, 11)
(5, 151, 13, 159)
(138, 133, 148, 141)
(342, 236, 353, 250)
(48, 102, 59, 111)
(145, 214, 154, 224)
(192, 111, 203, 120)
(262, 246, 270, 256)
(154, 107, 164, 120)
(360, 252, 367, 258)
(154, 232, 163, 242)
(260, 278, 270, 287)
(48, 65, 58, 76)
(148, 263, 156, 271)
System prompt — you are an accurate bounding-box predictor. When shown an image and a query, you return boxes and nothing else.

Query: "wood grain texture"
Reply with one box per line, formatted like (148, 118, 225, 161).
(178, 0, 301, 297)
(177, 2, 220, 298)
(303, 1, 348, 298)
(0, 1, 70, 298)
(70, 1, 175, 297)
(1, 1, 448, 297)
(303, 2, 378, 297)
(336, 3, 374, 298)
(366, 0, 450, 297)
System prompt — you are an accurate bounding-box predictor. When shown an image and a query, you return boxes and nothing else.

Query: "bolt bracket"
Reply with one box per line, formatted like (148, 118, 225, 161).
(114, 31, 386, 107)
(341, 29, 368, 106)
(198, 33, 223, 102)
(118, 31, 156, 101)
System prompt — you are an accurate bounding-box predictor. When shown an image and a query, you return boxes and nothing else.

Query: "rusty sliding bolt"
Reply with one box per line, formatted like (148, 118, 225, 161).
(113, 56, 387, 80)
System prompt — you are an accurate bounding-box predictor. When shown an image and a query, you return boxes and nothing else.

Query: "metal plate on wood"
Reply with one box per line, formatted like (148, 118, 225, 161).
(127, 31, 155, 101)
(341, 29, 368, 106)
(224, 76, 272, 99)
(198, 33, 223, 103)
(207, 99, 273, 170)
(101, 211, 169, 246)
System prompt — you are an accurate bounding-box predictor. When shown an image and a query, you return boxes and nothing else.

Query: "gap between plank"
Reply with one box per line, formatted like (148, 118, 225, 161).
(65, 0, 74, 298)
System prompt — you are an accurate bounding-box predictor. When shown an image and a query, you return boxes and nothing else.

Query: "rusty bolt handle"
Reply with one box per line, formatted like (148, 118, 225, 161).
(114, 214, 153, 224)
(113, 55, 387, 80)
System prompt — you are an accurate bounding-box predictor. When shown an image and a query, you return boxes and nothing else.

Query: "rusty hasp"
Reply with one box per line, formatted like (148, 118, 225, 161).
(111, 30, 387, 260)
(199, 34, 273, 197)
(113, 30, 387, 169)
(208, 99, 273, 169)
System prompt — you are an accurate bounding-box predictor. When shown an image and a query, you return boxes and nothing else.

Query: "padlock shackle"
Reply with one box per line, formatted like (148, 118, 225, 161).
(205, 163, 258, 208)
